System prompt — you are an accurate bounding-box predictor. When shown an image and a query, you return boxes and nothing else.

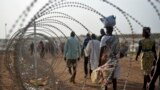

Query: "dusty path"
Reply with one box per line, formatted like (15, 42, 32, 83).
(51, 56, 144, 90)
(0, 53, 15, 90)
(0, 53, 159, 90)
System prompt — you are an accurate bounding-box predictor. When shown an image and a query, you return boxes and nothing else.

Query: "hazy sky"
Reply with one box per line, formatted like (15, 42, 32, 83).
(0, 0, 160, 39)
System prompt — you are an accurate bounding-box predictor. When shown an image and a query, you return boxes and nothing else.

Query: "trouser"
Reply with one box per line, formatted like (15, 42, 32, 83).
(102, 64, 119, 90)
(67, 59, 77, 83)
(143, 75, 150, 89)
(84, 56, 89, 75)
(40, 49, 45, 58)
(68, 66, 77, 82)
(149, 59, 160, 90)
(102, 79, 117, 90)
(159, 76, 160, 90)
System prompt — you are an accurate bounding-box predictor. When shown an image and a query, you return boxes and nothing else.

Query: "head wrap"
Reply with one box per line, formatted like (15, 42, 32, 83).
(100, 15, 116, 27)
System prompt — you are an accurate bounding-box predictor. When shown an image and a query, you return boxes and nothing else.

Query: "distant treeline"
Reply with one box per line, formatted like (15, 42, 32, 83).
(79, 33, 160, 39)
(0, 33, 159, 42)
(118, 33, 160, 39)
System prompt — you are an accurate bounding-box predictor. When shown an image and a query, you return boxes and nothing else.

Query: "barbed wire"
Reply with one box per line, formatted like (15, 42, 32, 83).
(100, 0, 144, 27)
(35, 19, 82, 42)
(4, 0, 160, 90)
(33, 24, 68, 39)
(39, 1, 139, 41)
(36, 12, 92, 33)
(14, 29, 61, 89)
(27, 28, 63, 42)
(46, 2, 133, 89)
(34, 15, 129, 90)
(155, 0, 160, 4)
(37, 0, 66, 16)
(39, 1, 134, 37)
(5, 0, 134, 89)
(40, 2, 135, 89)
(6, 0, 39, 39)
(148, 0, 160, 21)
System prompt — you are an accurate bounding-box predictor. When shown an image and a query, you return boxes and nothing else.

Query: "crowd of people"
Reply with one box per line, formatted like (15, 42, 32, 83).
(28, 15, 159, 90)
(29, 40, 62, 58)
(63, 15, 160, 90)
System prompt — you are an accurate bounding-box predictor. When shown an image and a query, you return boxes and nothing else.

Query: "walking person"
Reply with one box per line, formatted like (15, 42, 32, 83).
(99, 15, 120, 90)
(99, 28, 108, 66)
(84, 34, 100, 75)
(99, 29, 106, 41)
(64, 31, 81, 84)
(135, 27, 157, 90)
(38, 40, 45, 58)
(82, 33, 91, 78)
(30, 42, 34, 55)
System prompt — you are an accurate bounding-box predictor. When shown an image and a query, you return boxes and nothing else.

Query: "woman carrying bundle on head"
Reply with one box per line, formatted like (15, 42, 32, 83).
(95, 15, 120, 90)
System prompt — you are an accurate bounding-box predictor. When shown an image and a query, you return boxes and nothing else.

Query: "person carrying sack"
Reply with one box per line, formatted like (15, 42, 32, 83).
(99, 15, 120, 90)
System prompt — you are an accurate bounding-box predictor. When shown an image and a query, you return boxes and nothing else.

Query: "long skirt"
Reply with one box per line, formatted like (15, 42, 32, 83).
(141, 52, 154, 75)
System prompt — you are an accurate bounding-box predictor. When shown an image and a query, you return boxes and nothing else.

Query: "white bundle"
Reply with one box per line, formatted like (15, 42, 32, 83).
(91, 59, 116, 84)
(100, 15, 116, 27)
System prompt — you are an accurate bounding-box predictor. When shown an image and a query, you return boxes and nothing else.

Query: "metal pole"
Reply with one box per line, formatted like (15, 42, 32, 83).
(5, 23, 7, 44)
(34, 20, 38, 90)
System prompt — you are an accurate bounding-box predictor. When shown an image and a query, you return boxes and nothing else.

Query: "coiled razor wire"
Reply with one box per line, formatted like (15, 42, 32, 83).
(36, 12, 92, 33)
(28, 22, 75, 77)
(3, 0, 160, 90)
(34, 19, 82, 42)
(4, 0, 135, 89)
(155, 0, 160, 3)
(6, 0, 39, 39)
(148, 0, 160, 21)
(4, 16, 67, 89)
(38, 1, 135, 43)
(17, 33, 57, 89)
(5, 3, 124, 90)
(27, 28, 63, 42)
(34, 15, 130, 88)
(37, 2, 135, 89)
(38, 1, 144, 27)
(5, 28, 58, 89)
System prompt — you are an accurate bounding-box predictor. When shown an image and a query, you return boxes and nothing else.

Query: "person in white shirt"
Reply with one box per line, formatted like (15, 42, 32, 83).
(85, 34, 100, 75)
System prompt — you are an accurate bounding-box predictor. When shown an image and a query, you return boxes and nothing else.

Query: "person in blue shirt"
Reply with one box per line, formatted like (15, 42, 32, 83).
(64, 31, 81, 83)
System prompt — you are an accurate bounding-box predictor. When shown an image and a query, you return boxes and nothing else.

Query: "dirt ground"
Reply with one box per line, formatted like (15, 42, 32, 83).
(0, 53, 159, 90)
